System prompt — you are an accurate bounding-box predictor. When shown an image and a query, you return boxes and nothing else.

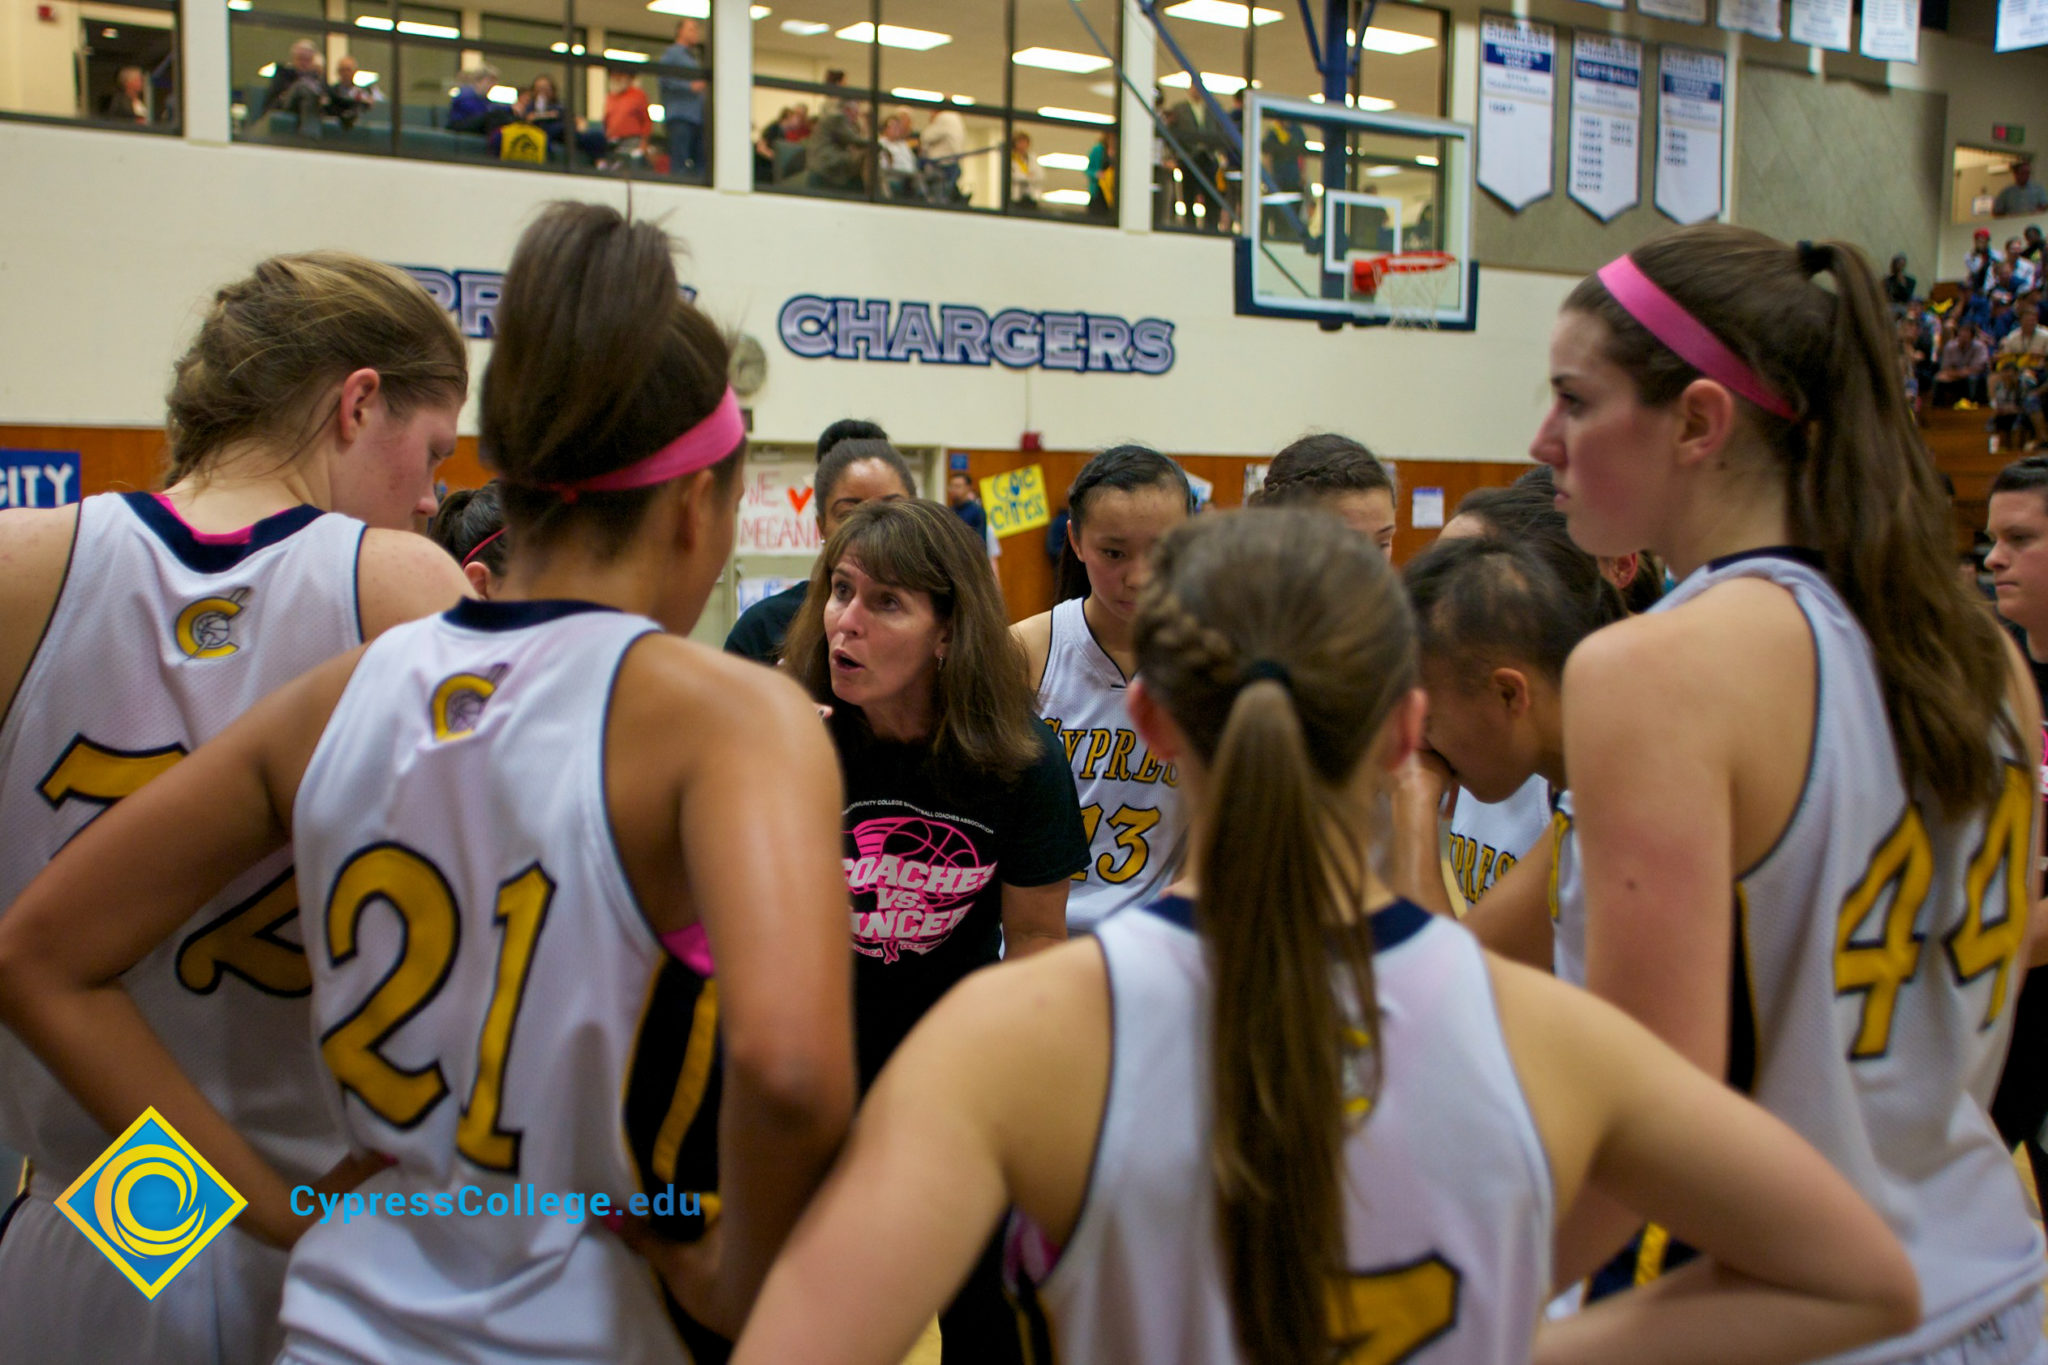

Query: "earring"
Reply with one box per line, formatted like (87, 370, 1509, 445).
(935, 653, 946, 670)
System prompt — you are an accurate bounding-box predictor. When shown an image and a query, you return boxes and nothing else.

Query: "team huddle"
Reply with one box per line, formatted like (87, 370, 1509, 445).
(0, 201, 2038, 1365)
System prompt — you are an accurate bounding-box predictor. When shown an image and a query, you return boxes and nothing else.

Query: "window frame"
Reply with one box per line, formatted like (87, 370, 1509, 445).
(0, 0, 183, 138)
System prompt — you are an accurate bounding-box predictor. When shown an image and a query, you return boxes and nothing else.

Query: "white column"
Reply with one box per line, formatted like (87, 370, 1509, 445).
(183, 0, 231, 144)
(1719, 27, 1740, 223)
(1120, 0, 1155, 233)
(711, 0, 753, 192)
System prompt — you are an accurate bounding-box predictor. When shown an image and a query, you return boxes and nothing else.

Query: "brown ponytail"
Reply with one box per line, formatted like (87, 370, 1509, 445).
(1134, 509, 1417, 1365)
(164, 253, 467, 483)
(1566, 225, 2016, 816)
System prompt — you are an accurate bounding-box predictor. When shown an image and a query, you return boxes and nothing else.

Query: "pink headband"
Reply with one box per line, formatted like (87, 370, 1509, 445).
(1596, 256, 1799, 422)
(543, 388, 745, 502)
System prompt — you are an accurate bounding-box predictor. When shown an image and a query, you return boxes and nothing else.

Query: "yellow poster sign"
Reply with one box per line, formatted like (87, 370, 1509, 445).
(979, 465, 1052, 538)
(500, 123, 547, 164)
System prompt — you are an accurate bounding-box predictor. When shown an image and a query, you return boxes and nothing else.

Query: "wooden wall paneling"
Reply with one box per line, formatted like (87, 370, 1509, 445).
(2, 426, 492, 501)
(1387, 459, 1533, 564)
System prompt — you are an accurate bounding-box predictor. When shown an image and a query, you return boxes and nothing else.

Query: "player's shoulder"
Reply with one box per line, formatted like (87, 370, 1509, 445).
(356, 528, 469, 639)
(618, 631, 823, 736)
(1570, 575, 1805, 696)
(1012, 609, 1056, 689)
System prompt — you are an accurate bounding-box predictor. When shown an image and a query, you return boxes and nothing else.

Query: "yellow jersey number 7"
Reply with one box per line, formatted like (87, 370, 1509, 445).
(38, 734, 312, 997)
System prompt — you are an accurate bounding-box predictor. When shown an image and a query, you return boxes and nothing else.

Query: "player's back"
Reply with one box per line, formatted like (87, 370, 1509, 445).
(1667, 550, 2041, 1360)
(281, 598, 689, 1365)
(1024, 896, 1550, 1365)
(1036, 596, 1183, 932)
(0, 490, 362, 1187)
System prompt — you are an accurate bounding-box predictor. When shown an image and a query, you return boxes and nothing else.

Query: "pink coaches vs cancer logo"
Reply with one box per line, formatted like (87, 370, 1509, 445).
(846, 813, 997, 963)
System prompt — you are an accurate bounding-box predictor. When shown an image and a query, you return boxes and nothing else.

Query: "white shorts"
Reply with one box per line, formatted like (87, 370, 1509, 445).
(0, 1177, 289, 1365)
(1905, 1291, 2048, 1365)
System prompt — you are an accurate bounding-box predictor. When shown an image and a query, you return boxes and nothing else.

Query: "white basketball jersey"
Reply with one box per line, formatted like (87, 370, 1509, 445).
(1558, 549, 2044, 1361)
(1026, 897, 1551, 1365)
(1035, 598, 1183, 932)
(281, 600, 687, 1365)
(1547, 791, 1583, 987)
(0, 491, 361, 1187)
(1448, 775, 1550, 906)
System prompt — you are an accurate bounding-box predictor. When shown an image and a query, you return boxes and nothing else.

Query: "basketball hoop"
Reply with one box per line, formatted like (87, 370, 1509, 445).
(1349, 251, 1458, 329)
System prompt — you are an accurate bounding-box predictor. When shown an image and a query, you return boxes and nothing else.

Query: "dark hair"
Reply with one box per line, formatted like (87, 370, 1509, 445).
(1406, 535, 1618, 689)
(165, 253, 467, 483)
(1623, 550, 1667, 612)
(480, 203, 739, 562)
(784, 499, 1042, 780)
(1565, 225, 2016, 815)
(1134, 509, 1415, 1365)
(429, 484, 508, 574)
(1992, 455, 2048, 507)
(1056, 444, 1194, 601)
(1512, 467, 1664, 611)
(816, 418, 888, 460)
(813, 439, 917, 526)
(1253, 433, 1395, 512)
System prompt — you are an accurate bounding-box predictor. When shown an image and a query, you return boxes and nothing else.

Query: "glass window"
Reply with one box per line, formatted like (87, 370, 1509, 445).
(232, 22, 393, 146)
(1, 0, 178, 132)
(752, 0, 878, 193)
(876, 0, 1001, 111)
(1012, 0, 1119, 125)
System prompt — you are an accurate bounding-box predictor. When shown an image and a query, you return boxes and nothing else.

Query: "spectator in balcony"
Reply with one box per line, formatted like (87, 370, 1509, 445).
(659, 17, 708, 182)
(1996, 158, 2048, 217)
(1934, 320, 1992, 408)
(324, 55, 377, 130)
(1009, 131, 1042, 212)
(2024, 225, 2046, 267)
(756, 105, 809, 183)
(878, 108, 920, 200)
(513, 75, 601, 162)
(921, 106, 966, 203)
(2007, 237, 2039, 295)
(1997, 303, 2048, 450)
(1967, 229, 1997, 292)
(447, 66, 513, 135)
(1883, 253, 1916, 309)
(603, 71, 653, 167)
(100, 65, 149, 123)
(1086, 129, 1116, 222)
(806, 98, 866, 194)
(260, 39, 329, 137)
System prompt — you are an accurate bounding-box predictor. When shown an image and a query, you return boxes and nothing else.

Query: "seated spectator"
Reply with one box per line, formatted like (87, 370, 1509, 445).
(1987, 268, 2022, 345)
(1996, 158, 2048, 218)
(1906, 296, 1940, 401)
(513, 75, 603, 162)
(1967, 229, 1997, 292)
(1996, 303, 2048, 451)
(1947, 278, 1993, 332)
(757, 104, 813, 183)
(259, 40, 328, 136)
(100, 65, 149, 123)
(805, 98, 867, 194)
(2008, 237, 2039, 295)
(324, 55, 377, 129)
(1899, 316, 1924, 410)
(602, 71, 653, 167)
(447, 66, 513, 135)
(1935, 320, 1992, 408)
(878, 109, 920, 199)
(2025, 225, 2046, 266)
(1008, 132, 1043, 211)
(1883, 253, 1916, 308)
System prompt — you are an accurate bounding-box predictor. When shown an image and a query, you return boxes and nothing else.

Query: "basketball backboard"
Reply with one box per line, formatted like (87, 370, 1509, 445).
(1234, 93, 1477, 331)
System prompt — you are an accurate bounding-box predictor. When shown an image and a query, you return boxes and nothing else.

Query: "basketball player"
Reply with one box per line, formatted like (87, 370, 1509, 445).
(1013, 445, 1192, 933)
(0, 203, 855, 1361)
(0, 252, 469, 1364)
(727, 510, 1919, 1365)
(1540, 228, 2047, 1356)
(1249, 432, 1397, 557)
(724, 438, 916, 664)
(429, 482, 509, 597)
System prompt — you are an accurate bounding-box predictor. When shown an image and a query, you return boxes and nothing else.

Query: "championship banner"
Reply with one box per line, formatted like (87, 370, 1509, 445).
(1575, 0, 1625, 12)
(1656, 47, 1725, 225)
(1860, 0, 1920, 62)
(1998, 0, 2048, 51)
(1789, 0, 1852, 51)
(1718, 0, 1783, 39)
(1479, 16, 1558, 212)
(1639, 0, 1709, 24)
(1570, 34, 1643, 221)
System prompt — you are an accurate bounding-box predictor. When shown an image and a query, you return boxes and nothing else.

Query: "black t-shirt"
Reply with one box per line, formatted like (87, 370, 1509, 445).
(833, 716, 1088, 1086)
(1992, 626, 2048, 1162)
(722, 581, 809, 664)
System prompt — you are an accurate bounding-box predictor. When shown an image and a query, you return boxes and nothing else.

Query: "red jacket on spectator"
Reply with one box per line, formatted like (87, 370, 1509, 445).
(605, 86, 652, 142)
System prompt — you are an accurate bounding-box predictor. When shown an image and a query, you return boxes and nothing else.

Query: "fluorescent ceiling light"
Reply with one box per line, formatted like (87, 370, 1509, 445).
(751, 5, 771, 16)
(1041, 188, 1092, 205)
(1415, 154, 1439, 166)
(353, 69, 378, 85)
(1038, 152, 1091, 170)
(398, 20, 458, 37)
(1011, 46, 1112, 73)
(1346, 26, 1438, 54)
(1365, 164, 1402, 177)
(604, 48, 649, 61)
(950, 93, 975, 104)
(227, 0, 250, 9)
(1307, 92, 1395, 111)
(835, 21, 951, 50)
(257, 60, 276, 76)
(780, 19, 828, 35)
(1302, 139, 1323, 151)
(1162, 1, 1281, 26)
(1037, 106, 1115, 124)
(646, 0, 707, 15)
(649, 104, 665, 121)
(891, 86, 943, 101)
(489, 84, 518, 101)
(353, 16, 393, 29)
(1159, 70, 1248, 94)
